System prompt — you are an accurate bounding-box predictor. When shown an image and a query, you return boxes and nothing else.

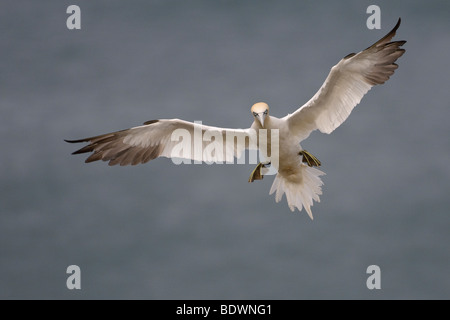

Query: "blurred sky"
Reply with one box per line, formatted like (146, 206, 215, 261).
(0, 0, 449, 299)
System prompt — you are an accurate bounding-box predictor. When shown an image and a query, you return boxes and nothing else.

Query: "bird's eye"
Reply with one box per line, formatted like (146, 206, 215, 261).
(253, 112, 258, 117)
(263, 110, 268, 115)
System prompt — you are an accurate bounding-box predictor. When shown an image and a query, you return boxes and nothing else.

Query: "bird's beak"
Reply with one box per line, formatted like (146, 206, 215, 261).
(259, 112, 266, 127)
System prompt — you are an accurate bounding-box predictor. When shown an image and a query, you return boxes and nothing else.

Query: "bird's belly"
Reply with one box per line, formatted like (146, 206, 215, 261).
(279, 134, 301, 159)
(257, 122, 303, 180)
(272, 137, 303, 180)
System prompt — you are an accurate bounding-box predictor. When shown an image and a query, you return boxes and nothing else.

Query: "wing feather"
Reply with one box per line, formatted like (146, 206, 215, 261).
(287, 18, 406, 141)
(66, 119, 254, 166)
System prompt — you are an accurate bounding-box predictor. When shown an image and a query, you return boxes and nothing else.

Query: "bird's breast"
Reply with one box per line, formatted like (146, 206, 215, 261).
(254, 118, 302, 171)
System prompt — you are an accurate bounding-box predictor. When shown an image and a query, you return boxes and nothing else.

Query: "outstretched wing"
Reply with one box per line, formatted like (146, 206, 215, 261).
(66, 119, 254, 166)
(286, 18, 406, 141)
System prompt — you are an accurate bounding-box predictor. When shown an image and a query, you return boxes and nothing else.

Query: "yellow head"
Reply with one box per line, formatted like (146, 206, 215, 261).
(251, 102, 269, 127)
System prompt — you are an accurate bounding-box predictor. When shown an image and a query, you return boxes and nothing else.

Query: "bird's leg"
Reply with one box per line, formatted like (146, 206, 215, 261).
(248, 161, 271, 183)
(299, 150, 321, 167)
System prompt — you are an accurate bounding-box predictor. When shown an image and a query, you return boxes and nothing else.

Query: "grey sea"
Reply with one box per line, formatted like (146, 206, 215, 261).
(1, 0, 449, 299)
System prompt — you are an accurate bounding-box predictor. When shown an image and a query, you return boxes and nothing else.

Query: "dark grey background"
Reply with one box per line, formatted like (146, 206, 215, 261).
(1, 0, 449, 299)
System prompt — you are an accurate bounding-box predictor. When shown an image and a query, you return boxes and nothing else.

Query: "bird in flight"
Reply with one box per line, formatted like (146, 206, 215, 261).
(66, 18, 406, 219)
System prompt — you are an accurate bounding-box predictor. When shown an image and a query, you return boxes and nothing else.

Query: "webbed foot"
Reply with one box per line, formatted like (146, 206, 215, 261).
(299, 150, 321, 167)
(248, 162, 270, 183)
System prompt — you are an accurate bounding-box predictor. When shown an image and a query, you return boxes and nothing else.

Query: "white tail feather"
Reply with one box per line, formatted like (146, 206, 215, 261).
(269, 165, 325, 219)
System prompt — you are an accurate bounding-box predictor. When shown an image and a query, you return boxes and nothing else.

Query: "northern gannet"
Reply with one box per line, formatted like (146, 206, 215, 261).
(66, 19, 406, 219)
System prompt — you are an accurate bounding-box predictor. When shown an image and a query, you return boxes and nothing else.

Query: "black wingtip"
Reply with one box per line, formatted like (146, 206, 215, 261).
(65, 138, 87, 144)
(143, 119, 159, 125)
(393, 17, 401, 32)
(363, 18, 404, 52)
(65, 138, 92, 155)
(384, 17, 402, 41)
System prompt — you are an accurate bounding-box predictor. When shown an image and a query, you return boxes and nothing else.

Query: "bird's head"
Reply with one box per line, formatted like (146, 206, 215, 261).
(251, 102, 269, 127)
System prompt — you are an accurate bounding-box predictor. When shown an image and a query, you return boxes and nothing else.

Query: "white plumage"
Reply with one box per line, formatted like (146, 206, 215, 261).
(66, 19, 406, 219)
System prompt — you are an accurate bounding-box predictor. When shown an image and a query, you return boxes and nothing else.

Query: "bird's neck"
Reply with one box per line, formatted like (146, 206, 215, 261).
(262, 115, 272, 129)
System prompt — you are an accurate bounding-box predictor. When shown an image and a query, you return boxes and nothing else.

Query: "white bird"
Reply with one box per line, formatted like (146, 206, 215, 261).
(66, 19, 406, 219)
